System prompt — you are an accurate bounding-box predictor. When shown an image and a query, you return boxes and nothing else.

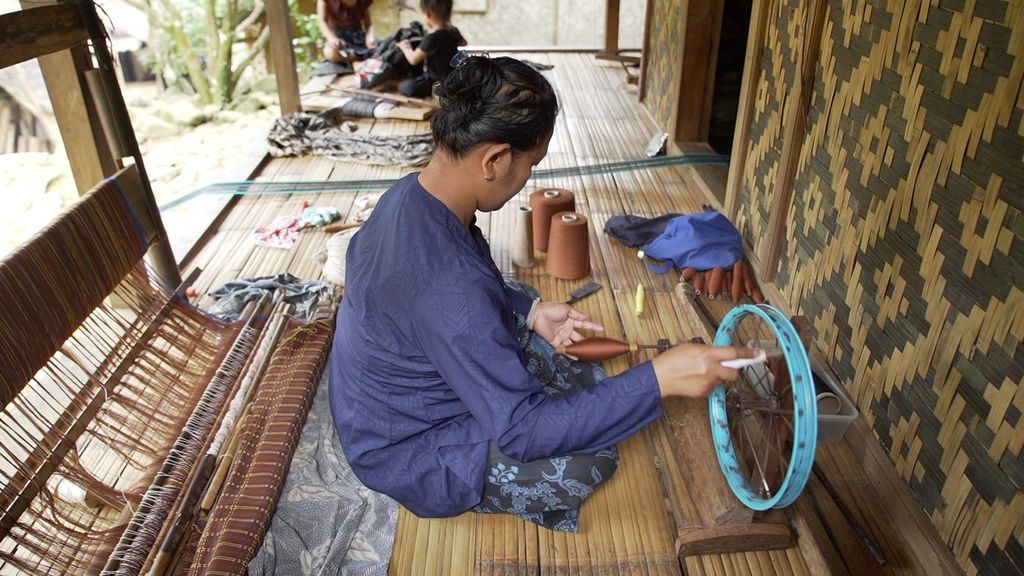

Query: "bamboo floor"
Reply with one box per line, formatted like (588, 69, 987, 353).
(180, 53, 961, 575)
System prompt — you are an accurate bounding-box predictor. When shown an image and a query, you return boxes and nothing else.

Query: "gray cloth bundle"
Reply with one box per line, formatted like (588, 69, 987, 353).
(267, 110, 433, 166)
(208, 273, 335, 321)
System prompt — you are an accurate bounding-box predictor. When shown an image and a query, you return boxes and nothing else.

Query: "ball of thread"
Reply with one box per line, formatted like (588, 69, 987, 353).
(512, 205, 535, 268)
(529, 188, 575, 252)
(546, 212, 590, 280)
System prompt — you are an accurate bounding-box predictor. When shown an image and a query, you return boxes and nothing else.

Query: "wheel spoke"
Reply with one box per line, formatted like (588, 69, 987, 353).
(738, 414, 772, 497)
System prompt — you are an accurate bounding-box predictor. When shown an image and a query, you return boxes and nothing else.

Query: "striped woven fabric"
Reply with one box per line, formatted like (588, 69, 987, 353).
(0, 177, 146, 406)
(189, 316, 335, 575)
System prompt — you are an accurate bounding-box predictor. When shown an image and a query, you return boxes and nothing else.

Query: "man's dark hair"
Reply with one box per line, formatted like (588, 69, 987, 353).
(431, 56, 559, 158)
(420, 0, 453, 23)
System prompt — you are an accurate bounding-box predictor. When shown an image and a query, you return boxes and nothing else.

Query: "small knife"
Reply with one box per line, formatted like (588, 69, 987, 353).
(566, 281, 602, 305)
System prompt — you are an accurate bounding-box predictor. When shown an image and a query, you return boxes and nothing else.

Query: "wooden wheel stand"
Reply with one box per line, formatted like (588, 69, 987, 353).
(651, 283, 796, 560)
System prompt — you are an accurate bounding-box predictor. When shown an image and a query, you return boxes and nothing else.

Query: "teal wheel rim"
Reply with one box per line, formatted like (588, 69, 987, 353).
(708, 304, 817, 510)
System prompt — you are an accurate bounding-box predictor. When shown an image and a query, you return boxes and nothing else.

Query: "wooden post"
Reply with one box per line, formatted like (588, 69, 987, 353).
(13, 1, 117, 195)
(723, 0, 770, 219)
(603, 0, 620, 54)
(266, 0, 301, 114)
(5, 3, 179, 285)
(79, 1, 182, 287)
(638, 0, 654, 102)
(596, 0, 640, 64)
(0, 3, 88, 68)
(758, 0, 828, 281)
(671, 0, 723, 143)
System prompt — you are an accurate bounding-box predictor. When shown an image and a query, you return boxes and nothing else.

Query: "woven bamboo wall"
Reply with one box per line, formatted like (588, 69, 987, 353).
(734, 0, 804, 246)
(734, 0, 1024, 573)
(643, 0, 685, 132)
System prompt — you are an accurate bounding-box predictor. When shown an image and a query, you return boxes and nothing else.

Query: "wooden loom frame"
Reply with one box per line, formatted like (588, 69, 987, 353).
(0, 0, 189, 287)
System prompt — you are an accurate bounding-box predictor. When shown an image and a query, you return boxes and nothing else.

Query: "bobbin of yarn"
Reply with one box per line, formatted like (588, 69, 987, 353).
(546, 212, 590, 280)
(529, 188, 575, 252)
(512, 205, 535, 268)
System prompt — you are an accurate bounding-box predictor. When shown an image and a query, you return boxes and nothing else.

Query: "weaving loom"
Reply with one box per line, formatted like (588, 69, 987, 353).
(0, 166, 336, 575)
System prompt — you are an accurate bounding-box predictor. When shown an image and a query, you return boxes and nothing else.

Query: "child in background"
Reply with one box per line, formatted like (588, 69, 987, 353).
(318, 0, 376, 63)
(396, 0, 466, 97)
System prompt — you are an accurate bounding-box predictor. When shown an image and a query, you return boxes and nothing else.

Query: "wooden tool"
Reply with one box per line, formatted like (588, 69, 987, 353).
(555, 337, 655, 360)
(322, 221, 362, 234)
(665, 283, 797, 559)
(556, 336, 778, 366)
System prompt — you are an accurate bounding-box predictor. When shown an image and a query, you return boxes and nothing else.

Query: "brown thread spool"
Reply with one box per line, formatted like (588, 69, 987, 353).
(512, 205, 535, 268)
(731, 260, 744, 302)
(692, 271, 706, 295)
(529, 188, 575, 252)
(742, 259, 755, 296)
(707, 267, 724, 299)
(556, 337, 638, 361)
(546, 212, 590, 280)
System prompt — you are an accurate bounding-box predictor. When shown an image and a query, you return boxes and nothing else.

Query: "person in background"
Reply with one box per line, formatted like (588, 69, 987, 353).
(319, 0, 376, 63)
(396, 0, 466, 97)
(329, 55, 758, 532)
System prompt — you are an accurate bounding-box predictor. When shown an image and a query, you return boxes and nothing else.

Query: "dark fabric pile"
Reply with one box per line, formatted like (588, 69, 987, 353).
(266, 110, 434, 166)
(358, 21, 426, 89)
(208, 273, 336, 321)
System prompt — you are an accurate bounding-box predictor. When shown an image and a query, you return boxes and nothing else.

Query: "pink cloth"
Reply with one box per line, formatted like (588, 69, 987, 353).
(253, 215, 308, 248)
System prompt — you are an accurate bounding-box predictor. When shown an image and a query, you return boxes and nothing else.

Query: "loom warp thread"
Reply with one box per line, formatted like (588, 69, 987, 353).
(512, 205, 535, 268)
(529, 188, 575, 252)
(546, 212, 590, 280)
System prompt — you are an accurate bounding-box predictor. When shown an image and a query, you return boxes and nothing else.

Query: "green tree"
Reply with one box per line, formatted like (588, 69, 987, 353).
(126, 0, 272, 107)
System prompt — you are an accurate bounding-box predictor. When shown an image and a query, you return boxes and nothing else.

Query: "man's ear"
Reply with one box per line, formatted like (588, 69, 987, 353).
(480, 143, 512, 182)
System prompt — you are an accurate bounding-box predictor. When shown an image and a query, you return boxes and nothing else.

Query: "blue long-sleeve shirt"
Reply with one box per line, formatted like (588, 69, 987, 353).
(329, 172, 663, 517)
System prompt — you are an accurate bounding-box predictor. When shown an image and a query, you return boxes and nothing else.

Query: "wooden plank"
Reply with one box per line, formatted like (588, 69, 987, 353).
(666, 285, 755, 520)
(673, 0, 722, 143)
(601, 0, 621, 55)
(0, 4, 88, 69)
(266, 0, 300, 114)
(699, 0, 727, 144)
(638, 0, 654, 102)
(32, 42, 117, 195)
(837, 419, 962, 574)
(723, 0, 770, 219)
(758, 0, 828, 281)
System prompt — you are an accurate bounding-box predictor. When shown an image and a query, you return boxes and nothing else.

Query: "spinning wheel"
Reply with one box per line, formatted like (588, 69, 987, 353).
(709, 304, 818, 510)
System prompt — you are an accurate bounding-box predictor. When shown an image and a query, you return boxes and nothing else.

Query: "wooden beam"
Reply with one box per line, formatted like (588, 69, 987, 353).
(266, 0, 301, 114)
(840, 419, 963, 574)
(73, 0, 181, 286)
(35, 44, 118, 194)
(114, 165, 162, 248)
(0, 4, 88, 70)
(672, 0, 721, 143)
(699, 0, 726, 143)
(676, 523, 794, 557)
(638, 0, 654, 102)
(759, 0, 828, 281)
(595, 0, 621, 59)
(723, 0, 770, 219)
